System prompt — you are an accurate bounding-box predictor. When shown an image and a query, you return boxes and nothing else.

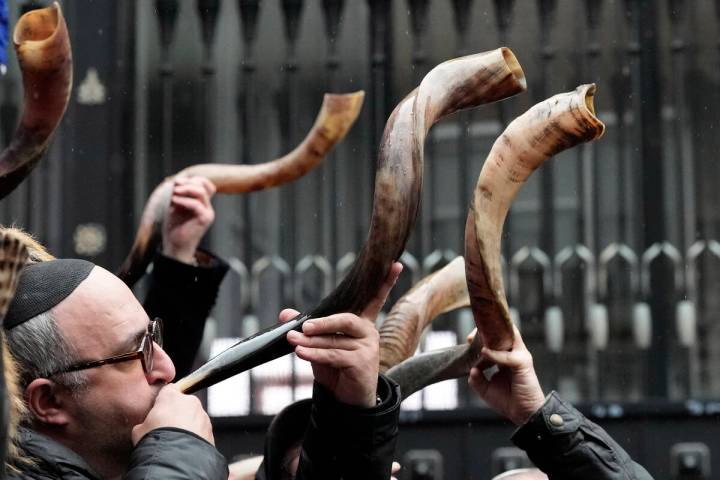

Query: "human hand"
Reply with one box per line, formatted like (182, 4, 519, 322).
(391, 461, 401, 480)
(162, 176, 216, 264)
(131, 384, 215, 445)
(282, 262, 403, 407)
(468, 327, 546, 426)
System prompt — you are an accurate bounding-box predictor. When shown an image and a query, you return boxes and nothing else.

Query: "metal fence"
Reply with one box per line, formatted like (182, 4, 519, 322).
(1, 0, 720, 415)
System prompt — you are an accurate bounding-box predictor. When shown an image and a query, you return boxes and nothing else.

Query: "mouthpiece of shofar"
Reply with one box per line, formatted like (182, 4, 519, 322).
(0, 232, 30, 473)
(379, 256, 469, 373)
(465, 84, 606, 351)
(117, 91, 364, 287)
(176, 48, 527, 394)
(0, 2, 72, 199)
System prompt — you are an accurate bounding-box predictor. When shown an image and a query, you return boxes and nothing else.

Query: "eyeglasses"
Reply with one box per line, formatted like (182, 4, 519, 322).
(51, 318, 163, 376)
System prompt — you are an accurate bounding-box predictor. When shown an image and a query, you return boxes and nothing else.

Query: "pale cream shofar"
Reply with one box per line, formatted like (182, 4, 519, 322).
(0, 2, 72, 199)
(464, 84, 606, 352)
(117, 91, 364, 287)
(176, 47, 528, 394)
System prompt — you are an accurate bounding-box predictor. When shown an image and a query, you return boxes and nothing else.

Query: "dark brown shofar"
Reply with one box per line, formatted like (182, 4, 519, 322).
(464, 84, 606, 352)
(379, 256, 469, 373)
(176, 47, 527, 394)
(117, 91, 365, 287)
(0, 232, 29, 473)
(0, 2, 72, 199)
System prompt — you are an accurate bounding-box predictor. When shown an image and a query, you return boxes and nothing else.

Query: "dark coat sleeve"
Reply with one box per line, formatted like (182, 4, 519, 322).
(125, 427, 228, 479)
(143, 251, 229, 378)
(293, 374, 401, 480)
(512, 391, 655, 480)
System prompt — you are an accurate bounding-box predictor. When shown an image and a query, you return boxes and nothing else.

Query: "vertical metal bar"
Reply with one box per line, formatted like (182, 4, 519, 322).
(321, 0, 346, 277)
(667, 0, 700, 397)
(196, 0, 221, 166)
(451, 0, 474, 253)
(366, 0, 393, 247)
(667, 0, 692, 256)
(580, 0, 604, 402)
(279, 0, 304, 270)
(408, 0, 431, 259)
(237, 0, 262, 413)
(280, 0, 304, 402)
(584, 0, 603, 257)
(536, 0, 557, 262)
(627, 0, 670, 398)
(238, 0, 261, 270)
(154, 0, 180, 176)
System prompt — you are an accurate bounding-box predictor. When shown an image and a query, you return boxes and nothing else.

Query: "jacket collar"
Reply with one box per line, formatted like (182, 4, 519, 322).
(16, 426, 102, 479)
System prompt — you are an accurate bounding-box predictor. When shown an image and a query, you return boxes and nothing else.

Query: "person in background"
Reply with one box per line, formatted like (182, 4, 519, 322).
(142, 175, 229, 378)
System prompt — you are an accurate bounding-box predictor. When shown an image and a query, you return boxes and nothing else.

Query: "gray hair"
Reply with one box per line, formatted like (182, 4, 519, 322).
(6, 309, 89, 392)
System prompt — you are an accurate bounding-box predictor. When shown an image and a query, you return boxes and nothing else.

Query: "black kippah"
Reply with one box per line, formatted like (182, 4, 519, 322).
(4, 259, 95, 329)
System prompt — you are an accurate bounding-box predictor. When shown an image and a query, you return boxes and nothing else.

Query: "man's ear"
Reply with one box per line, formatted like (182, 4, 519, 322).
(25, 378, 71, 426)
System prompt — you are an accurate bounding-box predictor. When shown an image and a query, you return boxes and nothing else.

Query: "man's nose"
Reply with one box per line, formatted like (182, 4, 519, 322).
(146, 343, 176, 384)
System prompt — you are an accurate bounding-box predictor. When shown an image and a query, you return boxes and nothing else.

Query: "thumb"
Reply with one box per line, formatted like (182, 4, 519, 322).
(278, 308, 301, 323)
(361, 262, 402, 321)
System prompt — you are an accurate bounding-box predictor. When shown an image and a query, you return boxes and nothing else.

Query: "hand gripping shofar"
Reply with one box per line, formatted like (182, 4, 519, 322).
(0, 233, 29, 476)
(465, 84, 606, 352)
(0, 2, 72, 200)
(175, 47, 528, 394)
(117, 91, 365, 287)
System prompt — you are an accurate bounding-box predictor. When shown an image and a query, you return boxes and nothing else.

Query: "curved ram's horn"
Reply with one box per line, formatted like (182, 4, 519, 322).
(379, 256, 469, 373)
(0, 232, 30, 472)
(176, 47, 527, 394)
(464, 84, 605, 351)
(386, 337, 483, 401)
(0, 2, 72, 199)
(117, 91, 364, 286)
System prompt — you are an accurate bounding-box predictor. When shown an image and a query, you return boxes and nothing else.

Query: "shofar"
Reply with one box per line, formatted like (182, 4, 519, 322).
(375, 256, 482, 401)
(379, 256, 469, 373)
(0, 2, 72, 199)
(0, 232, 30, 474)
(176, 47, 527, 394)
(117, 92, 364, 287)
(465, 84, 606, 352)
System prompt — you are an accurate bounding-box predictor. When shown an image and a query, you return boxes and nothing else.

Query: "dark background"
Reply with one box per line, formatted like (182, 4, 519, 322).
(2, 0, 720, 478)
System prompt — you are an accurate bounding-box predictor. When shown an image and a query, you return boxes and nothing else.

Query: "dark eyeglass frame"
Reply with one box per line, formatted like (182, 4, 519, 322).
(50, 318, 163, 377)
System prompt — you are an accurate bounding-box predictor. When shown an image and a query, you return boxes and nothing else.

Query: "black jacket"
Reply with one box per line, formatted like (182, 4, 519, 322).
(513, 392, 654, 479)
(256, 374, 402, 480)
(143, 251, 228, 378)
(9, 426, 228, 479)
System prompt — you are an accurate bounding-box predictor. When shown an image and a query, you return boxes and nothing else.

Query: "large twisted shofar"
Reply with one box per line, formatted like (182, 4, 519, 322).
(0, 2, 72, 199)
(176, 47, 527, 394)
(465, 84, 606, 351)
(117, 92, 364, 286)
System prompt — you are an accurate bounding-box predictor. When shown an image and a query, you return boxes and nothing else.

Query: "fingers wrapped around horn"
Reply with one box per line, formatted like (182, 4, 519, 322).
(0, 2, 72, 199)
(379, 256, 469, 373)
(117, 91, 364, 286)
(176, 48, 527, 394)
(386, 336, 483, 401)
(464, 84, 606, 351)
(0, 231, 30, 472)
